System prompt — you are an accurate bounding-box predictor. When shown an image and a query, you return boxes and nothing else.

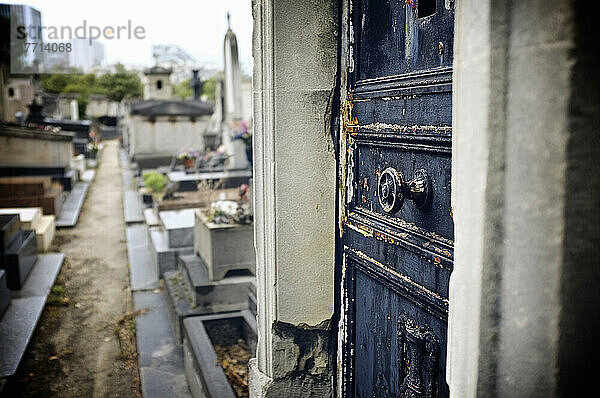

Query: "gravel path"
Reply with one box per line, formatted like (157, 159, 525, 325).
(2, 140, 141, 398)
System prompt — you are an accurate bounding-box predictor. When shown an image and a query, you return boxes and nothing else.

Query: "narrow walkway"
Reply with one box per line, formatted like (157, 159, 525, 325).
(2, 141, 141, 398)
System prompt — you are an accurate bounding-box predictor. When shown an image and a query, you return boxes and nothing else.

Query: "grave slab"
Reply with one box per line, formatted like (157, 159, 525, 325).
(0, 230, 38, 290)
(159, 209, 196, 248)
(126, 224, 159, 291)
(134, 290, 192, 398)
(55, 182, 89, 228)
(10, 253, 64, 299)
(0, 296, 46, 377)
(150, 227, 193, 276)
(124, 190, 144, 224)
(0, 253, 64, 378)
(194, 210, 255, 281)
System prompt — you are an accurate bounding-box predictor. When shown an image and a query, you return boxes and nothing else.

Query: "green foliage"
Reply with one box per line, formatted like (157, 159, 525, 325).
(174, 78, 192, 100)
(202, 77, 216, 101)
(96, 63, 143, 102)
(40, 64, 142, 118)
(143, 172, 168, 193)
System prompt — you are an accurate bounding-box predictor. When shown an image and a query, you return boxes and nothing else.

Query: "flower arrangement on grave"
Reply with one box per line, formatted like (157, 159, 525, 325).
(177, 148, 200, 169)
(232, 120, 252, 164)
(87, 130, 99, 154)
(206, 184, 252, 225)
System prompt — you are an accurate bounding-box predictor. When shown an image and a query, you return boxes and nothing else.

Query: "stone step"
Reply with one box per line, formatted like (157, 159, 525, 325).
(36, 215, 55, 252)
(178, 255, 254, 312)
(0, 207, 42, 230)
(159, 209, 196, 248)
(0, 270, 10, 319)
(0, 230, 38, 289)
(149, 227, 193, 276)
(133, 290, 192, 398)
(0, 215, 21, 252)
(55, 181, 90, 228)
(182, 311, 257, 398)
(126, 224, 159, 291)
(124, 190, 144, 224)
(194, 210, 255, 281)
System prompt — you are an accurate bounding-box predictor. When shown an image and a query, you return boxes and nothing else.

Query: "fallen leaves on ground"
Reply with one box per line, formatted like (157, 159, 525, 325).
(214, 339, 252, 398)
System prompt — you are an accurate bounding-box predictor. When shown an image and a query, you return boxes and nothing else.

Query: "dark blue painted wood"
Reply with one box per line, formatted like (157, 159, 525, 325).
(341, 1, 454, 396)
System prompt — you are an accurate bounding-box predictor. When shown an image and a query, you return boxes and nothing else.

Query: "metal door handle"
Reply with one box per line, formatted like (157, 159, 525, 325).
(377, 167, 431, 213)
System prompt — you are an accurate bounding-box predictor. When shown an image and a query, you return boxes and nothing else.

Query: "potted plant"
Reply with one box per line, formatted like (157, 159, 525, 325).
(177, 149, 199, 170)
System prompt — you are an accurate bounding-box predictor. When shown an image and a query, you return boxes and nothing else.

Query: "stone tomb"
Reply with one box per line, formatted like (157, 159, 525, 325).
(0, 215, 38, 290)
(194, 209, 255, 281)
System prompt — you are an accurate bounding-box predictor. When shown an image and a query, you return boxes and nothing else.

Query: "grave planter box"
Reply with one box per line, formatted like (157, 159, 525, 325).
(0, 230, 38, 289)
(0, 270, 10, 318)
(194, 210, 255, 281)
(183, 311, 257, 398)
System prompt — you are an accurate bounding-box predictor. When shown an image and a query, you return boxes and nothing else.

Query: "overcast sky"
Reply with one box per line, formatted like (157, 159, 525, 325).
(4, 0, 253, 72)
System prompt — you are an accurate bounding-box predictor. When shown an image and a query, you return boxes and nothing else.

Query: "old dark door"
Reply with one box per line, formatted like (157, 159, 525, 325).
(339, 0, 454, 397)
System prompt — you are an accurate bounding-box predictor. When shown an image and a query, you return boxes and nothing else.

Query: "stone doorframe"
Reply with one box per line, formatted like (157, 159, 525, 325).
(250, 0, 600, 397)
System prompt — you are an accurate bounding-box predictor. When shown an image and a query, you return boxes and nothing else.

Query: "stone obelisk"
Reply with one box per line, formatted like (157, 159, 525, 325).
(222, 12, 250, 170)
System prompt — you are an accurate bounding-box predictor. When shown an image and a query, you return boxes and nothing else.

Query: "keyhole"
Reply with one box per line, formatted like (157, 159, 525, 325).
(418, 0, 436, 18)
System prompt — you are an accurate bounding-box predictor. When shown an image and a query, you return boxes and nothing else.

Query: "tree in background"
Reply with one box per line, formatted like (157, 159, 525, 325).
(174, 78, 192, 100)
(96, 64, 142, 102)
(174, 75, 216, 102)
(41, 63, 142, 118)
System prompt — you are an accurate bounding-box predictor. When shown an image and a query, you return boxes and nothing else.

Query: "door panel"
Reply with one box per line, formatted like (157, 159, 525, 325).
(357, 0, 454, 79)
(340, 0, 454, 397)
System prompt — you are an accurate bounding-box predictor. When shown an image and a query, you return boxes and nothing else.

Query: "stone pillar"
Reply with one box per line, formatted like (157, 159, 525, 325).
(250, 0, 339, 396)
(449, 0, 600, 396)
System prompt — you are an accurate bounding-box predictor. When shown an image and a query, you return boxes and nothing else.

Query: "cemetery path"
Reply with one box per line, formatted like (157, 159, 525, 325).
(4, 141, 142, 398)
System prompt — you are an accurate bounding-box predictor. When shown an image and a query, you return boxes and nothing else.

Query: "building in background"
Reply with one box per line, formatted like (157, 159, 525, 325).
(68, 38, 104, 72)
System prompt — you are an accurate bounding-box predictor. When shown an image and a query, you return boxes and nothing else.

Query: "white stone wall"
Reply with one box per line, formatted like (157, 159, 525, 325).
(128, 115, 210, 157)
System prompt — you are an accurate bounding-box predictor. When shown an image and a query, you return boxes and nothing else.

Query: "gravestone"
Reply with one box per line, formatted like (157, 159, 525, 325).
(1, 214, 39, 290)
(0, 270, 10, 318)
(0, 215, 21, 251)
